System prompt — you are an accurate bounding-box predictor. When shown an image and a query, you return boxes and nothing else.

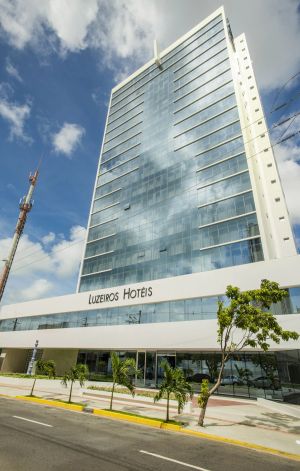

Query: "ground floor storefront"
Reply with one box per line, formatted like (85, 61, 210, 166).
(76, 349, 300, 403)
(0, 346, 299, 403)
(1, 259, 300, 403)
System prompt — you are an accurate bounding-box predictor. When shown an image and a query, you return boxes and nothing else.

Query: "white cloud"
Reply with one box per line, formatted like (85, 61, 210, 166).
(5, 58, 22, 82)
(0, 97, 31, 141)
(52, 122, 85, 156)
(20, 278, 54, 301)
(0, 0, 40, 49)
(0, 1, 299, 89)
(47, 0, 99, 53)
(0, 0, 98, 53)
(273, 139, 300, 225)
(148, 0, 300, 91)
(88, 0, 156, 68)
(0, 225, 86, 304)
(51, 225, 86, 278)
(42, 232, 56, 245)
(223, 0, 300, 91)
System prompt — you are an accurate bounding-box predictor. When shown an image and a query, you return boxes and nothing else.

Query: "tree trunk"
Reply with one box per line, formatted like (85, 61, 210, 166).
(166, 393, 170, 422)
(30, 378, 37, 397)
(110, 382, 115, 411)
(198, 401, 208, 427)
(209, 359, 227, 396)
(197, 356, 227, 426)
(69, 380, 74, 403)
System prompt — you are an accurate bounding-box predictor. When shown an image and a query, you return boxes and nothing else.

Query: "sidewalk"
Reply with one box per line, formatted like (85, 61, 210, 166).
(1, 376, 300, 457)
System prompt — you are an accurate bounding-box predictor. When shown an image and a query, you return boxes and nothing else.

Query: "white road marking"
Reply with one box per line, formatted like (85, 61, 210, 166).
(139, 450, 211, 470)
(13, 416, 53, 427)
(296, 440, 300, 445)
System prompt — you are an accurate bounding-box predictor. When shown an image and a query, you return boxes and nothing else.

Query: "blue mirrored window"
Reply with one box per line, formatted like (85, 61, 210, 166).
(79, 13, 263, 292)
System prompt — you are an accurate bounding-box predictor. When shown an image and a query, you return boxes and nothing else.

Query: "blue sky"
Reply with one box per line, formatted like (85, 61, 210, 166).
(0, 0, 300, 304)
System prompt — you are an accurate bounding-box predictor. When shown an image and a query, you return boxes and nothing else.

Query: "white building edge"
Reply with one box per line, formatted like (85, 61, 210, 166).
(0, 7, 299, 399)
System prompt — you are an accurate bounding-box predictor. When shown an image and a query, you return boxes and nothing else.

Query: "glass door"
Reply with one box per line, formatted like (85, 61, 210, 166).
(136, 351, 146, 387)
(145, 352, 156, 387)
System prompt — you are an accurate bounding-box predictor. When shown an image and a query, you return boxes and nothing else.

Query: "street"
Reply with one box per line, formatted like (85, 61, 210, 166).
(0, 398, 298, 471)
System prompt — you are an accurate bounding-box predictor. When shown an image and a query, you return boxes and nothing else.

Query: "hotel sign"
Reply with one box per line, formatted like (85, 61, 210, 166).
(88, 286, 153, 305)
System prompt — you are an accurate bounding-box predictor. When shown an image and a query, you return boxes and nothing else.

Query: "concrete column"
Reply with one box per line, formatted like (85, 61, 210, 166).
(42, 349, 78, 376)
(0, 348, 29, 373)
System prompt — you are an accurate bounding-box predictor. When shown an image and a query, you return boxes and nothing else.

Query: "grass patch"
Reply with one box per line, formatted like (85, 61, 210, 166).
(88, 374, 113, 382)
(87, 385, 178, 400)
(0, 372, 62, 379)
(104, 409, 185, 425)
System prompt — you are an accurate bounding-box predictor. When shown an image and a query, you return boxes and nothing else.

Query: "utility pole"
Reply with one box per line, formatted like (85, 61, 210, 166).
(0, 170, 39, 303)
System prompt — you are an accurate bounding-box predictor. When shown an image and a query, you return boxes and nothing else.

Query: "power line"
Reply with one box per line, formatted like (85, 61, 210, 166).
(278, 114, 299, 142)
(271, 90, 300, 114)
(8, 227, 87, 265)
(269, 71, 300, 113)
(11, 236, 86, 274)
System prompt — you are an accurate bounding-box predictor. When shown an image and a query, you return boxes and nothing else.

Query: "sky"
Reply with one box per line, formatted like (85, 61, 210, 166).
(0, 0, 300, 305)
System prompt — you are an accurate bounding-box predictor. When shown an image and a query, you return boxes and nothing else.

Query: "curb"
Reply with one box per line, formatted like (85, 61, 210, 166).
(93, 408, 181, 431)
(14, 396, 84, 411)
(93, 408, 300, 462)
(5, 395, 300, 462)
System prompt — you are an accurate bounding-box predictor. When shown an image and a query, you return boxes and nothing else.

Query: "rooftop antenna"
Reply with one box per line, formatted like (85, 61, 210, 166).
(0, 166, 40, 303)
(154, 39, 162, 69)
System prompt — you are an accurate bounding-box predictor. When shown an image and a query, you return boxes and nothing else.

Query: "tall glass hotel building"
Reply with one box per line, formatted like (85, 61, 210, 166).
(1, 7, 300, 401)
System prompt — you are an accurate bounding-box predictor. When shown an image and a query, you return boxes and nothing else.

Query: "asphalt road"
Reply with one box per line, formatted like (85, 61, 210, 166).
(0, 398, 298, 471)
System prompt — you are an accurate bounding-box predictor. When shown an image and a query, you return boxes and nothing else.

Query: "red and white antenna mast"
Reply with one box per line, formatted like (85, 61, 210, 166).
(0, 169, 39, 303)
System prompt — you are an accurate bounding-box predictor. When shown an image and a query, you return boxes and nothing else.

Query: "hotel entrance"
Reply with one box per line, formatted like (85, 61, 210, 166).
(135, 351, 146, 387)
(135, 351, 176, 387)
(136, 351, 156, 387)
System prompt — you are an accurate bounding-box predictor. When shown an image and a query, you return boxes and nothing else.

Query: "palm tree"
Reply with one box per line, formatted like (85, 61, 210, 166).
(110, 352, 139, 411)
(174, 369, 193, 414)
(154, 361, 193, 422)
(61, 364, 89, 403)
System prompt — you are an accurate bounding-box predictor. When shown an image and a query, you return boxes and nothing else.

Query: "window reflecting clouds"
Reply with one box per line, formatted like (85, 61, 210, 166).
(1, 286, 299, 333)
(80, 15, 263, 291)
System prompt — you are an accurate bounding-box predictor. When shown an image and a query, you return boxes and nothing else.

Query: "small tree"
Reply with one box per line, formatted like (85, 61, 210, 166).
(29, 359, 56, 396)
(198, 379, 210, 416)
(36, 359, 56, 378)
(61, 364, 89, 403)
(154, 361, 193, 421)
(198, 280, 299, 426)
(110, 352, 139, 411)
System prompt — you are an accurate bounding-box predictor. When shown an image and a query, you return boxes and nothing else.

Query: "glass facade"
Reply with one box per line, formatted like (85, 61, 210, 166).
(79, 14, 264, 292)
(1, 287, 299, 333)
(76, 349, 300, 402)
